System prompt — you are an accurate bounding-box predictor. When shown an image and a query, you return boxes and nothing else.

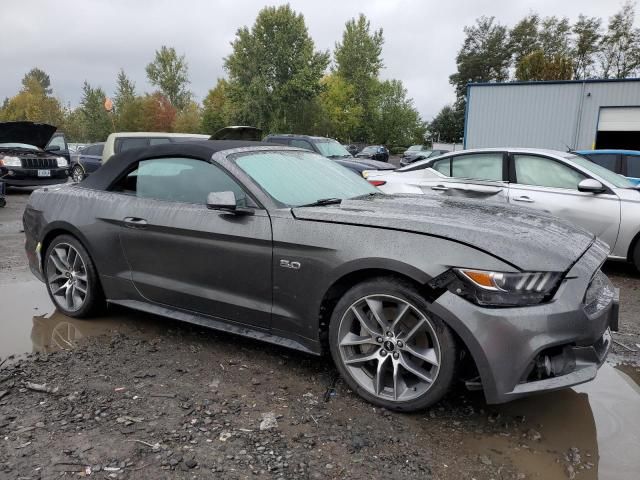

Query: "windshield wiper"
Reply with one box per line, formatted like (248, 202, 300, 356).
(297, 198, 343, 208)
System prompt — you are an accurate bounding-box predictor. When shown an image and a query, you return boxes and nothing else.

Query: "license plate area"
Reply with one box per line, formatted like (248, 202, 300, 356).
(37, 170, 51, 177)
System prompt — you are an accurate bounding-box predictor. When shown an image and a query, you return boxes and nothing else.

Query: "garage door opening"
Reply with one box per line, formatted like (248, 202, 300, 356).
(596, 107, 640, 150)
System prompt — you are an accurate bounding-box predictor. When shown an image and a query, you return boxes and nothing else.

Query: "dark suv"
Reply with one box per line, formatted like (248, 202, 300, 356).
(264, 134, 394, 175)
(0, 122, 70, 187)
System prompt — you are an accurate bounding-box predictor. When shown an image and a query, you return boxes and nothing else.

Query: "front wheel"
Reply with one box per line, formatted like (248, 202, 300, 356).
(44, 235, 103, 318)
(329, 277, 457, 412)
(71, 165, 85, 183)
(633, 241, 640, 273)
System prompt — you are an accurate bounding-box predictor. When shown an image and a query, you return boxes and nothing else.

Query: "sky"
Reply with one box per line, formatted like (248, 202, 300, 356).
(0, 0, 626, 121)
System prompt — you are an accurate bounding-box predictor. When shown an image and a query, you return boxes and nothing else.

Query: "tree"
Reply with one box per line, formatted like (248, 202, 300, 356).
(62, 107, 88, 143)
(201, 79, 231, 135)
(334, 14, 384, 141)
(429, 105, 464, 144)
(140, 93, 176, 132)
(599, 1, 640, 79)
(516, 50, 573, 81)
(79, 81, 112, 142)
(145, 46, 192, 110)
(224, 5, 329, 133)
(449, 17, 511, 102)
(21, 68, 52, 95)
(113, 69, 136, 113)
(572, 15, 602, 79)
(0, 74, 63, 126)
(373, 79, 425, 146)
(174, 101, 202, 133)
(317, 74, 363, 141)
(539, 16, 571, 58)
(509, 14, 540, 66)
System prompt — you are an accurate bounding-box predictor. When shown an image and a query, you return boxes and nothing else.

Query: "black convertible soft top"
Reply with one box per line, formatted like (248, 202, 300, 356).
(79, 140, 273, 191)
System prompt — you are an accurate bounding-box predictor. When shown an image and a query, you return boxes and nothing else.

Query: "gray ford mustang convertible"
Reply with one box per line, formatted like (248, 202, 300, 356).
(23, 140, 618, 411)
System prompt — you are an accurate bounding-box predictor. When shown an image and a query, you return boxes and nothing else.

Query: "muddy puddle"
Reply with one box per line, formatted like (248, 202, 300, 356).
(0, 280, 165, 358)
(1, 280, 639, 479)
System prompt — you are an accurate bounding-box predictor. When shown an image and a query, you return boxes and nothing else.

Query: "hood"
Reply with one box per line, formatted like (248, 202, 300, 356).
(349, 158, 395, 170)
(0, 121, 57, 149)
(292, 194, 596, 272)
(210, 126, 263, 141)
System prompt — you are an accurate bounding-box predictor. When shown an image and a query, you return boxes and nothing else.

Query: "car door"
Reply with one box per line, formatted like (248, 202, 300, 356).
(412, 152, 509, 202)
(508, 153, 621, 250)
(112, 156, 273, 329)
(622, 154, 640, 184)
(82, 145, 103, 173)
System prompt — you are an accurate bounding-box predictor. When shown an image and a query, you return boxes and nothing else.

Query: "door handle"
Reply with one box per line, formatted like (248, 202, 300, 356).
(513, 196, 534, 203)
(123, 217, 148, 228)
(431, 185, 449, 191)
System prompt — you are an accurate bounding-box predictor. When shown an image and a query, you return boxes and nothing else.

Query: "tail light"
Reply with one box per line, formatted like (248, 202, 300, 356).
(368, 180, 386, 187)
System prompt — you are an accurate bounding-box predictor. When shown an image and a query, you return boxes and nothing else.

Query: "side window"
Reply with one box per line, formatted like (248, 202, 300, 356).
(86, 145, 100, 156)
(586, 154, 618, 172)
(514, 155, 586, 189)
(625, 155, 640, 178)
(290, 139, 314, 151)
(149, 138, 171, 146)
(115, 138, 149, 153)
(96, 144, 105, 156)
(111, 157, 249, 206)
(432, 158, 451, 176)
(451, 153, 503, 181)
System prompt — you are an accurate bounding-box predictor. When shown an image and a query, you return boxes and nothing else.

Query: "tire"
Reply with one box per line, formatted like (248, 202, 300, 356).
(44, 234, 103, 318)
(633, 241, 640, 273)
(329, 277, 457, 412)
(71, 165, 85, 183)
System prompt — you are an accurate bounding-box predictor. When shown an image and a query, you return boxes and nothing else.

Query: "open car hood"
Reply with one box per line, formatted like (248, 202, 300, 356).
(292, 194, 596, 272)
(0, 121, 57, 149)
(209, 126, 263, 141)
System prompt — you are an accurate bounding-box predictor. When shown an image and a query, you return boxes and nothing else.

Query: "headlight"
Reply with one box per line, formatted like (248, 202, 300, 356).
(56, 157, 68, 167)
(439, 268, 563, 307)
(0, 155, 21, 167)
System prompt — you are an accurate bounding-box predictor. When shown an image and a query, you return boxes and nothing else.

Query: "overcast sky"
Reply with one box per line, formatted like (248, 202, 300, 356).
(1, 0, 625, 120)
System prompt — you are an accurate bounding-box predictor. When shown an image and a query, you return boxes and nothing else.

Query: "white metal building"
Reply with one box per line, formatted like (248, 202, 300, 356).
(464, 78, 640, 151)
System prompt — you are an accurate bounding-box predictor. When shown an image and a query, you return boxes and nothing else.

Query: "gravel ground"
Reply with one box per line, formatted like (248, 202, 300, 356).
(1, 187, 639, 480)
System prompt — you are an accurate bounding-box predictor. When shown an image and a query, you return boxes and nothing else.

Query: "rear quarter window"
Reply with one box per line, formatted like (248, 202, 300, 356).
(115, 138, 149, 153)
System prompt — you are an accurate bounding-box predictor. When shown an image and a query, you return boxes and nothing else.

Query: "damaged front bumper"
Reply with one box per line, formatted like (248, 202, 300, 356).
(429, 240, 617, 404)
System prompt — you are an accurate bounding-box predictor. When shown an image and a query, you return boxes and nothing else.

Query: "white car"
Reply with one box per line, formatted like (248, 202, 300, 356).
(102, 132, 209, 163)
(367, 148, 640, 270)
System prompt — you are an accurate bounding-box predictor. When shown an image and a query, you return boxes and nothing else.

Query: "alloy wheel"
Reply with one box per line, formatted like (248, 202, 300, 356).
(71, 166, 84, 183)
(47, 243, 89, 312)
(337, 294, 441, 402)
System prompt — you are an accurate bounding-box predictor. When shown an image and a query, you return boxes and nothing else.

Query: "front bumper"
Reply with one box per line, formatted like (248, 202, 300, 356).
(430, 240, 617, 404)
(1, 167, 69, 187)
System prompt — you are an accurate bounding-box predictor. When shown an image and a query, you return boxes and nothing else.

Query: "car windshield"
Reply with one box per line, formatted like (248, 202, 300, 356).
(407, 145, 423, 151)
(234, 150, 377, 207)
(0, 142, 39, 150)
(564, 153, 635, 188)
(360, 146, 377, 154)
(315, 139, 351, 157)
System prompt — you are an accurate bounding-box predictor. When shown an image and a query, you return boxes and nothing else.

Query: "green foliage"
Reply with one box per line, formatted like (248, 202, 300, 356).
(429, 105, 464, 144)
(114, 69, 136, 113)
(224, 5, 329, 133)
(79, 81, 112, 142)
(0, 69, 63, 126)
(539, 16, 572, 58)
(572, 15, 602, 79)
(316, 74, 363, 141)
(145, 46, 192, 110)
(201, 79, 231, 135)
(599, 1, 640, 79)
(21, 68, 52, 95)
(174, 101, 203, 133)
(509, 14, 540, 65)
(516, 50, 574, 81)
(140, 93, 177, 132)
(373, 80, 425, 146)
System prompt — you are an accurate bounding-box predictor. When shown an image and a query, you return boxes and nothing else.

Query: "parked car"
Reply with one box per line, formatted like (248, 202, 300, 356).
(356, 145, 389, 162)
(102, 132, 210, 163)
(400, 147, 450, 167)
(24, 140, 616, 411)
(264, 134, 394, 176)
(575, 149, 640, 185)
(70, 142, 105, 182)
(344, 144, 360, 156)
(0, 121, 69, 187)
(367, 148, 640, 270)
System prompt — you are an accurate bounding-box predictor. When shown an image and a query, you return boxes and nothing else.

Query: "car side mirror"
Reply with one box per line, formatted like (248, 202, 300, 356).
(578, 179, 606, 193)
(46, 145, 61, 151)
(206, 191, 254, 215)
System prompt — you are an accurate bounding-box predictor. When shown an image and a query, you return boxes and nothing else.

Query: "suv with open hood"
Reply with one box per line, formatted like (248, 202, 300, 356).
(0, 121, 69, 187)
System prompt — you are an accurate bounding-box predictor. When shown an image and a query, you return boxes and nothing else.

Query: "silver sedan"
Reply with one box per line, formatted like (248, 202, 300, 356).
(367, 148, 640, 270)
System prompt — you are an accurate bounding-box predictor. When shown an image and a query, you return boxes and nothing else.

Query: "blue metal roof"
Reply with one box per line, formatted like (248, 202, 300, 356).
(575, 149, 640, 156)
(467, 78, 640, 88)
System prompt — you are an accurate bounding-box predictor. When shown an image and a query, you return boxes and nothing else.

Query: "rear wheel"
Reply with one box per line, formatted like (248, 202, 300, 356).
(44, 235, 103, 318)
(633, 241, 640, 272)
(329, 277, 457, 411)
